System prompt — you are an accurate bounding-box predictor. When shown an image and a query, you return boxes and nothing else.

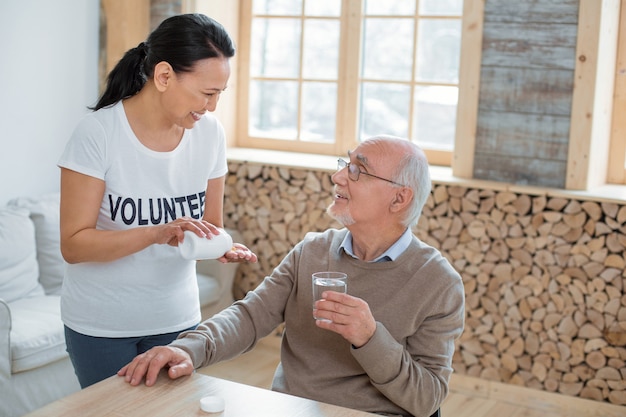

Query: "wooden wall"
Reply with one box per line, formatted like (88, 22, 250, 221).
(100, 0, 150, 80)
(473, 0, 579, 188)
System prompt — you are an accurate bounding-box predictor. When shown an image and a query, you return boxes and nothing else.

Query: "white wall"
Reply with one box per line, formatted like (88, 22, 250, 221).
(0, 0, 100, 205)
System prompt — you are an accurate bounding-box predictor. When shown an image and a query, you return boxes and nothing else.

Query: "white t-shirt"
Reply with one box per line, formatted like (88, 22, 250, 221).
(57, 101, 228, 337)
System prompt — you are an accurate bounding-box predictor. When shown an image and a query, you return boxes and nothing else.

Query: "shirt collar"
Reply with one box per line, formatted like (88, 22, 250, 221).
(339, 228, 413, 263)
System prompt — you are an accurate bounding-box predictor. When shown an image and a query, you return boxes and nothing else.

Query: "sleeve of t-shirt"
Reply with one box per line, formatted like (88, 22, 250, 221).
(207, 118, 228, 180)
(57, 114, 108, 181)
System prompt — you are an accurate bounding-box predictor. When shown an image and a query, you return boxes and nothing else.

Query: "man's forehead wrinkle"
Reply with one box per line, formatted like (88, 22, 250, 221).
(348, 148, 373, 169)
(355, 153, 370, 168)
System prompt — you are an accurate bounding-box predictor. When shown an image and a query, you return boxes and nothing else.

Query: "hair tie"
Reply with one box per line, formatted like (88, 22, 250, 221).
(137, 42, 148, 57)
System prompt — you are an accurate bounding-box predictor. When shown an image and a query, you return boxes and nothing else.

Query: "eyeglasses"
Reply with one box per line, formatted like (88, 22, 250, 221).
(337, 159, 405, 187)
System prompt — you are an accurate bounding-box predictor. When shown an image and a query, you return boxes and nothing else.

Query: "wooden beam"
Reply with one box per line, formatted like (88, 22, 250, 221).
(101, 0, 150, 76)
(607, 0, 626, 184)
(452, 0, 484, 179)
(236, 0, 252, 148)
(335, 0, 362, 156)
(188, 0, 241, 147)
(566, 0, 620, 189)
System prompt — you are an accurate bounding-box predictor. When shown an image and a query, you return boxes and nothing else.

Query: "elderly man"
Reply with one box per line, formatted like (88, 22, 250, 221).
(119, 136, 465, 417)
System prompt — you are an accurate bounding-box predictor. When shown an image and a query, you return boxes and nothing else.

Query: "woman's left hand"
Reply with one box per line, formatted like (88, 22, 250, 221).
(219, 243, 258, 263)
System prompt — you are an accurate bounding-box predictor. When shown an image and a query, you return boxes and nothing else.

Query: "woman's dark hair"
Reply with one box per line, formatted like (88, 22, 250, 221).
(90, 13, 235, 111)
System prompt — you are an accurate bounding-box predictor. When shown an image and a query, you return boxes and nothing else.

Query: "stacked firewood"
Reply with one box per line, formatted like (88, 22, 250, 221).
(224, 163, 340, 294)
(223, 162, 626, 406)
(417, 185, 625, 405)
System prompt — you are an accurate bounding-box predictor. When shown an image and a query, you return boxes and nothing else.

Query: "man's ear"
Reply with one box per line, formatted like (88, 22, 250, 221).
(390, 187, 413, 214)
(153, 61, 174, 92)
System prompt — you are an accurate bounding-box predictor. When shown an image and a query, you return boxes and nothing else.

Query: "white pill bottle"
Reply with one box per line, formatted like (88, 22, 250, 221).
(179, 228, 233, 260)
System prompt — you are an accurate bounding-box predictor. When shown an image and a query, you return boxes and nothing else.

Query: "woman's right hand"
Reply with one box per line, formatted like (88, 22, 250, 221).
(60, 168, 224, 263)
(154, 217, 221, 247)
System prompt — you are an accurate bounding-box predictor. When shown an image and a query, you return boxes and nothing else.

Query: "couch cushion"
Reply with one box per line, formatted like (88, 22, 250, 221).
(0, 207, 44, 303)
(9, 295, 68, 373)
(8, 193, 65, 295)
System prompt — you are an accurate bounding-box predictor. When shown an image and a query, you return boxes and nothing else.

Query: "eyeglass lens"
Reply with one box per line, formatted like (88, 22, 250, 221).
(338, 159, 359, 181)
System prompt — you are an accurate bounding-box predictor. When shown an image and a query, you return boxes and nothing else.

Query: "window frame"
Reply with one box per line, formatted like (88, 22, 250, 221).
(186, 0, 625, 189)
(236, 0, 465, 165)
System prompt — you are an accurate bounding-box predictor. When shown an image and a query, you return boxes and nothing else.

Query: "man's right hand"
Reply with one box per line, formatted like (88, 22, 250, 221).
(117, 346, 194, 386)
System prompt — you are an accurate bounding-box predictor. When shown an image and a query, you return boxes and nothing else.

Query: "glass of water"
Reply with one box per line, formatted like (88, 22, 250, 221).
(312, 271, 347, 322)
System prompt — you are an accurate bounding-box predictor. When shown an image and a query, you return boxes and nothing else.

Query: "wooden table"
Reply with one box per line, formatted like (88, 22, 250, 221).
(25, 372, 377, 416)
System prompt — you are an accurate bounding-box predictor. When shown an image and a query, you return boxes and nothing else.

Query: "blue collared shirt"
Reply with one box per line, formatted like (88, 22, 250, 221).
(339, 228, 413, 262)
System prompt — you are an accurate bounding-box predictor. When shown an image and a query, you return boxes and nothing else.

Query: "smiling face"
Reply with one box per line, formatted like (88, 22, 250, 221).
(327, 140, 402, 228)
(160, 57, 231, 129)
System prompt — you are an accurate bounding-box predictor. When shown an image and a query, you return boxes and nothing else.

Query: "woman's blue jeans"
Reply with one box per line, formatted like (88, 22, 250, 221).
(64, 325, 196, 388)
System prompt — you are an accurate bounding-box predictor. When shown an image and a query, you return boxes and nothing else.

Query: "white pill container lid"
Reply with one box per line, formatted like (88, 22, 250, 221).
(200, 395, 225, 413)
(179, 229, 233, 260)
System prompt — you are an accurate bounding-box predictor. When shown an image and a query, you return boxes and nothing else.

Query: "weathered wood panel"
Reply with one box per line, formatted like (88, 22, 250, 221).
(483, 0, 580, 24)
(150, 0, 182, 30)
(478, 66, 575, 115)
(475, 111, 570, 160)
(481, 21, 578, 69)
(473, 153, 567, 187)
(474, 0, 579, 187)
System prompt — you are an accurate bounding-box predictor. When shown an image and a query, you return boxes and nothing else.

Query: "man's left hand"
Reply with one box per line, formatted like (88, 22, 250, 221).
(219, 243, 258, 263)
(118, 346, 194, 386)
(313, 292, 376, 347)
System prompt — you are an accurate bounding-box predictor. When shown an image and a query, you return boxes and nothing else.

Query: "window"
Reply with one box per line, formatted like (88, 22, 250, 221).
(237, 0, 464, 164)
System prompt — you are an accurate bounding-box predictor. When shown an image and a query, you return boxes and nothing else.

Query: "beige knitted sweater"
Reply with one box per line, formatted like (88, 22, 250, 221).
(171, 228, 465, 417)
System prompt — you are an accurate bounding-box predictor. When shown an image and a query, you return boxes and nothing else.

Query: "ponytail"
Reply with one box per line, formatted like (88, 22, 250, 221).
(89, 42, 148, 110)
(89, 14, 235, 111)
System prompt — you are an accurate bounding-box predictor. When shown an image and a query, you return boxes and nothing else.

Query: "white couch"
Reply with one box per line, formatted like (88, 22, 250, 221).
(0, 193, 240, 417)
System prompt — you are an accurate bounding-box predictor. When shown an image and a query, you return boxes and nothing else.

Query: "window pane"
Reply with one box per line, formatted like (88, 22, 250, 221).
(253, 0, 302, 15)
(416, 19, 461, 83)
(362, 18, 414, 81)
(359, 82, 410, 140)
(301, 82, 337, 142)
(419, 0, 463, 16)
(413, 86, 458, 150)
(242, 0, 463, 159)
(251, 18, 301, 78)
(303, 19, 340, 80)
(364, 0, 415, 15)
(249, 80, 299, 140)
(304, 0, 341, 16)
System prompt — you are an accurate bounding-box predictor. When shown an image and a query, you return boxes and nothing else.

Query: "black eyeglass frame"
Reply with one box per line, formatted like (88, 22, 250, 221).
(337, 159, 406, 187)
